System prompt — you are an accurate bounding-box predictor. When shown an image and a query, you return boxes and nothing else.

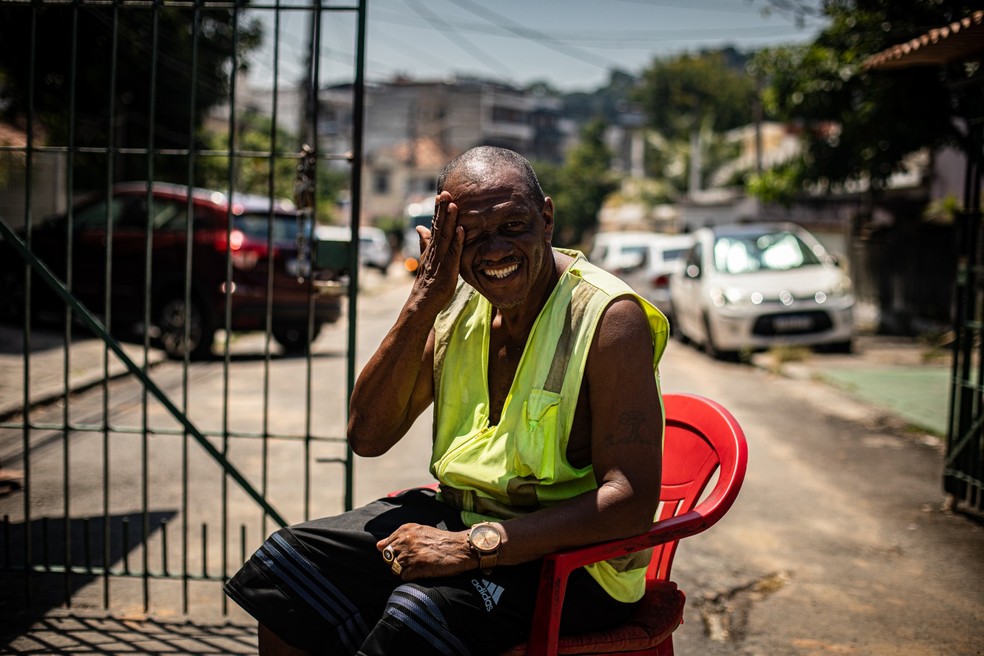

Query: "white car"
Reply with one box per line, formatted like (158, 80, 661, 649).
(669, 222, 855, 358)
(316, 225, 392, 274)
(588, 231, 662, 275)
(588, 231, 694, 323)
(618, 233, 695, 321)
(358, 226, 393, 274)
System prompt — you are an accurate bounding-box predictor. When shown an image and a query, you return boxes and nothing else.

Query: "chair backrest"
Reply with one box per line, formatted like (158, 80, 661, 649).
(648, 393, 748, 583)
(516, 393, 747, 656)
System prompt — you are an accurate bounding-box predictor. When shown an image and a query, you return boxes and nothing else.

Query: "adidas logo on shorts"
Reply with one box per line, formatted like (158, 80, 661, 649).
(471, 578, 504, 612)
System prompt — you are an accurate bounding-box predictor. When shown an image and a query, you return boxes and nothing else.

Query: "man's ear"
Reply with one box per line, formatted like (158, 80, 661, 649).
(542, 197, 555, 242)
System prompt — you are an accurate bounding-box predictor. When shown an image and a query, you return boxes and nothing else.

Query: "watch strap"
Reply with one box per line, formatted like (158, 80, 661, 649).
(478, 551, 497, 572)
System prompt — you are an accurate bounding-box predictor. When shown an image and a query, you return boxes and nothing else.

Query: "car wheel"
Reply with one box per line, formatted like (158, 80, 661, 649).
(676, 317, 694, 346)
(157, 294, 214, 360)
(273, 323, 322, 354)
(703, 314, 735, 361)
(671, 318, 687, 344)
(822, 339, 853, 354)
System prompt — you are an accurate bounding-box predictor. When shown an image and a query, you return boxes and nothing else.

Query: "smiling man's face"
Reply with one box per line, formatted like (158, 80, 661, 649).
(443, 164, 555, 311)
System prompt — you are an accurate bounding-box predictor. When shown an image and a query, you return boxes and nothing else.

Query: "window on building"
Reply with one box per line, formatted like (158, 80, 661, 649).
(409, 176, 436, 195)
(491, 105, 529, 124)
(374, 171, 390, 194)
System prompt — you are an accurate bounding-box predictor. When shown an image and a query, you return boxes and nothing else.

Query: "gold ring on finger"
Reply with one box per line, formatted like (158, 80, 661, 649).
(391, 560, 402, 575)
(382, 546, 395, 563)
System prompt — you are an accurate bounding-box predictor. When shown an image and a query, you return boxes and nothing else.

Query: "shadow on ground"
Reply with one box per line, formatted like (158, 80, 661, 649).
(1, 611, 256, 654)
(0, 512, 179, 651)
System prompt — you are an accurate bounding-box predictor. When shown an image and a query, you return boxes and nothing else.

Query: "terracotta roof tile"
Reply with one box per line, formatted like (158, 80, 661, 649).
(865, 10, 984, 70)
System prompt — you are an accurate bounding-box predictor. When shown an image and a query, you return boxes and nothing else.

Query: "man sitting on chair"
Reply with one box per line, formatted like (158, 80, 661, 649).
(225, 146, 668, 655)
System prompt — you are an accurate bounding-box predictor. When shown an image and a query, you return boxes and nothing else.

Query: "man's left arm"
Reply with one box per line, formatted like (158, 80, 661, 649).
(380, 296, 663, 578)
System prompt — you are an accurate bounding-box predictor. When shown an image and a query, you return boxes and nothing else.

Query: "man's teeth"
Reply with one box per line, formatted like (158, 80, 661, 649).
(485, 263, 519, 279)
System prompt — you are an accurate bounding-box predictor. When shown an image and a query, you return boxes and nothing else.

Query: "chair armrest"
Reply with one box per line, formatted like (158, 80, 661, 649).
(524, 508, 713, 656)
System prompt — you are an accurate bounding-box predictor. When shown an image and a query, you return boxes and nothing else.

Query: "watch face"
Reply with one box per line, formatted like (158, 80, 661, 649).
(470, 524, 500, 551)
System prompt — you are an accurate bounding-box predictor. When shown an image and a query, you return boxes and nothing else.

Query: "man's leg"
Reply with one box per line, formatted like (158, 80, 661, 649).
(357, 564, 637, 656)
(226, 489, 465, 654)
(229, 489, 637, 655)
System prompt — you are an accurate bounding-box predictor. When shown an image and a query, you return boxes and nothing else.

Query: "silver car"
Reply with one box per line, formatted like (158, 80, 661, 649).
(617, 233, 695, 322)
(316, 225, 392, 274)
(669, 222, 855, 358)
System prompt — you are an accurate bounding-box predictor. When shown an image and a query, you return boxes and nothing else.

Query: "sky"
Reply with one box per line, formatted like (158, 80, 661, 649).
(248, 0, 828, 94)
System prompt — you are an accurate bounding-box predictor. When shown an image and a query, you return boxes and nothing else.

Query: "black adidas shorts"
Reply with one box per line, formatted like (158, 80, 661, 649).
(224, 488, 637, 655)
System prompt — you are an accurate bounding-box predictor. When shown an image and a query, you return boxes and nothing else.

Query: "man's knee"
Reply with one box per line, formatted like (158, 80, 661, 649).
(361, 583, 472, 656)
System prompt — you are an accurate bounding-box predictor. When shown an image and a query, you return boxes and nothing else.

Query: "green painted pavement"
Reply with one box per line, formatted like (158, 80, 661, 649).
(818, 365, 950, 436)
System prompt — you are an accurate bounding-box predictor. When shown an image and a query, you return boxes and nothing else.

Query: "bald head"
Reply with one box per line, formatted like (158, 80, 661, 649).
(437, 146, 545, 209)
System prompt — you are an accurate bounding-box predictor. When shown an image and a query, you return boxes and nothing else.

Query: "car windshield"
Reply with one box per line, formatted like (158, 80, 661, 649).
(713, 230, 821, 274)
(234, 212, 301, 244)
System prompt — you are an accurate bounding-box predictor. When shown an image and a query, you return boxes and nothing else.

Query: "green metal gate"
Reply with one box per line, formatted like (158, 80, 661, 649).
(0, 0, 367, 617)
(947, 108, 984, 515)
(942, 31, 984, 515)
(865, 14, 984, 516)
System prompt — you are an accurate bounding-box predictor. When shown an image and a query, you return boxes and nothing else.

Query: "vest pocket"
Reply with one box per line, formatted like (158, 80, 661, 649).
(515, 389, 563, 480)
(524, 389, 562, 431)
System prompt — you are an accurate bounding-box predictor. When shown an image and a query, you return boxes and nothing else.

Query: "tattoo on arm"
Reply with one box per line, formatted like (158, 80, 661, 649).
(604, 411, 656, 446)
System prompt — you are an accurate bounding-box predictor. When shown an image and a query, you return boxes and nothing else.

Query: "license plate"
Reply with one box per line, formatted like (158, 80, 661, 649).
(773, 315, 813, 332)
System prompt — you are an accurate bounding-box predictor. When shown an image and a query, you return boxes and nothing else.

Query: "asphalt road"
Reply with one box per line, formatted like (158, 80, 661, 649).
(2, 271, 983, 655)
(658, 335, 983, 655)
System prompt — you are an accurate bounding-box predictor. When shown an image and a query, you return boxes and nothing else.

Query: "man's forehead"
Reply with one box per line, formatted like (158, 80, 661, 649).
(445, 167, 535, 223)
(458, 196, 516, 222)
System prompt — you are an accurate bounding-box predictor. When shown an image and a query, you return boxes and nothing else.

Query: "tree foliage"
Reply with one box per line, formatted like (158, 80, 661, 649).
(629, 48, 757, 197)
(635, 48, 757, 142)
(196, 109, 300, 200)
(752, 1, 979, 192)
(0, 3, 262, 189)
(537, 118, 618, 246)
(561, 70, 640, 126)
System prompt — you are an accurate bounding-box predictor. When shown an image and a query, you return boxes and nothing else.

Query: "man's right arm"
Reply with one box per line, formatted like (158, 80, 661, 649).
(346, 307, 436, 457)
(347, 193, 463, 457)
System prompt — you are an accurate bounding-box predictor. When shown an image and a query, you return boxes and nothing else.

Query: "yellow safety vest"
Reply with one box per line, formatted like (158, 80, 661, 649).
(431, 250, 668, 602)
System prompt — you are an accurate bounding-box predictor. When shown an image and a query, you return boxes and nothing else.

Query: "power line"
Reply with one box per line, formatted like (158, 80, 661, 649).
(439, 0, 625, 70)
(397, 0, 516, 83)
(369, 4, 822, 48)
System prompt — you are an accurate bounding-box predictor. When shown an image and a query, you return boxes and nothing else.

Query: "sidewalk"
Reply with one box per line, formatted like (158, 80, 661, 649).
(751, 334, 952, 437)
(0, 324, 167, 420)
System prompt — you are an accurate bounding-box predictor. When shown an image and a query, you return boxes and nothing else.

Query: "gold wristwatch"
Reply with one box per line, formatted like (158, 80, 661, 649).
(467, 522, 501, 573)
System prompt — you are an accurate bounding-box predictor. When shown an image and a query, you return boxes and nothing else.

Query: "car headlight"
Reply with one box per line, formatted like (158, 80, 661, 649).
(826, 276, 854, 299)
(710, 287, 758, 308)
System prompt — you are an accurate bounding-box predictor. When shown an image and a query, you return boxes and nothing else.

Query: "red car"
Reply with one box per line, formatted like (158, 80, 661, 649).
(1, 182, 345, 358)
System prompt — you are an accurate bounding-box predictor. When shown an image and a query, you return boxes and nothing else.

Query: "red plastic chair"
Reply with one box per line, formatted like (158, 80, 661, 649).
(500, 393, 748, 656)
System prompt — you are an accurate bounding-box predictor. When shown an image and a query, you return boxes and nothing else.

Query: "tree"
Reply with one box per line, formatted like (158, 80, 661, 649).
(561, 70, 640, 127)
(196, 109, 300, 200)
(539, 118, 618, 246)
(633, 49, 758, 196)
(0, 3, 262, 189)
(751, 1, 978, 194)
(635, 49, 757, 142)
